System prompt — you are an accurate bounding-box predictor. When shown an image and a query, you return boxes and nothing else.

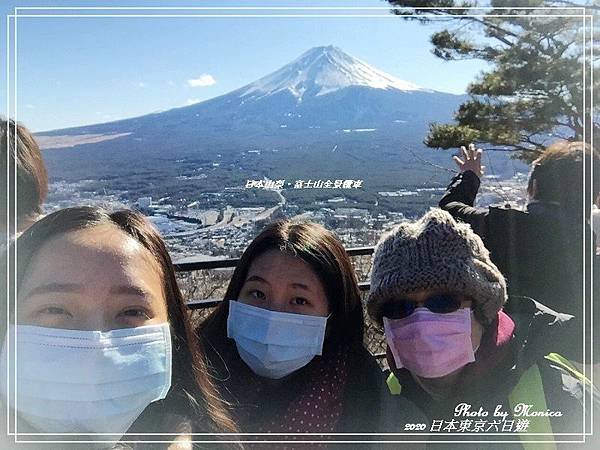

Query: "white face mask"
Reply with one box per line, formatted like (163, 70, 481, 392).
(1, 323, 172, 437)
(227, 300, 328, 379)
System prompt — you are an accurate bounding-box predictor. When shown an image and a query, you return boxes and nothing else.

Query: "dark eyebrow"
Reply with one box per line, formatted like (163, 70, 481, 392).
(109, 285, 150, 298)
(21, 283, 152, 302)
(245, 275, 269, 284)
(245, 276, 311, 291)
(290, 283, 311, 291)
(21, 282, 82, 301)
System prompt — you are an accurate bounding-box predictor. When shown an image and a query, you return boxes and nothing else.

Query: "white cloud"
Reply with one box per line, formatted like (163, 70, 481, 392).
(137, 82, 147, 88)
(185, 98, 201, 105)
(187, 74, 216, 87)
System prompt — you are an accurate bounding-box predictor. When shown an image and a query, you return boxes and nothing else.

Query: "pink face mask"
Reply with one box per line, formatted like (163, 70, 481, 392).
(383, 307, 476, 378)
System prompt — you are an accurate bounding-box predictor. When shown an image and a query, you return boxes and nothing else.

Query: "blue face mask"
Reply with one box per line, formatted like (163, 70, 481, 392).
(1, 323, 172, 437)
(227, 300, 328, 379)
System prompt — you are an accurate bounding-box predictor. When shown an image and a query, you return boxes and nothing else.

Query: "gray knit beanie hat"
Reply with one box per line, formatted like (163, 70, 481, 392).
(367, 208, 507, 327)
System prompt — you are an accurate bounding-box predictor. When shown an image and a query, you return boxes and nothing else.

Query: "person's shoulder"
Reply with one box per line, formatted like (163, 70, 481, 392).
(487, 204, 529, 221)
(505, 295, 574, 324)
(484, 204, 529, 234)
(505, 296, 576, 359)
(123, 403, 199, 448)
(500, 302, 594, 435)
(535, 352, 599, 436)
(507, 295, 574, 342)
(377, 371, 428, 432)
(487, 203, 569, 230)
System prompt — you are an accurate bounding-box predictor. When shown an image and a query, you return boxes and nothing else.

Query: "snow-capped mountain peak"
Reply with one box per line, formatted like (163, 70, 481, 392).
(240, 45, 425, 101)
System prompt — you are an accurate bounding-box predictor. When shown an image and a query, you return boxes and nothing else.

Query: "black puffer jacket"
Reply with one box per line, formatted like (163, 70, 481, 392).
(439, 170, 597, 364)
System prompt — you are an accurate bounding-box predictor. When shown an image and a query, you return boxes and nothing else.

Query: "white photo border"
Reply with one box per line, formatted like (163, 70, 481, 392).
(4, 3, 595, 446)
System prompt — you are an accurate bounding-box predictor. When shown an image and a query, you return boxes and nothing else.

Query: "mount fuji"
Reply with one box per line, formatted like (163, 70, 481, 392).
(40, 46, 464, 141)
(39, 46, 504, 205)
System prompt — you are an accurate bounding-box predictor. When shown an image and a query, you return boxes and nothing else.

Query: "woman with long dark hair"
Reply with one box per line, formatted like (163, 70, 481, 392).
(1, 206, 237, 448)
(200, 220, 422, 440)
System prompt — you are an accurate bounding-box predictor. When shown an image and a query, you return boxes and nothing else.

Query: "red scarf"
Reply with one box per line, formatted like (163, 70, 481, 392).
(257, 348, 350, 448)
(456, 310, 516, 385)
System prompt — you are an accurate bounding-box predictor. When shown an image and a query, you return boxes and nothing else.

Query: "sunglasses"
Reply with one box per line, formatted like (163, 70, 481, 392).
(381, 293, 469, 320)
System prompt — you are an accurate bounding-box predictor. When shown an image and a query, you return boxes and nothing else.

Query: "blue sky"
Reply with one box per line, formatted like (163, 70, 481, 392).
(1, 1, 489, 132)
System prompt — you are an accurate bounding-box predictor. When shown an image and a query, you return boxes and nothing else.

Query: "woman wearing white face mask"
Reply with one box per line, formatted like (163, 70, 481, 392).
(367, 209, 599, 449)
(1, 206, 237, 449)
(200, 220, 424, 444)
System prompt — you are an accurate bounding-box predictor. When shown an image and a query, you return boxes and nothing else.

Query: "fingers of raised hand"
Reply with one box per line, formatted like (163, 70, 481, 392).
(453, 155, 465, 167)
(461, 146, 470, 161)
(468, 143, 479, 160)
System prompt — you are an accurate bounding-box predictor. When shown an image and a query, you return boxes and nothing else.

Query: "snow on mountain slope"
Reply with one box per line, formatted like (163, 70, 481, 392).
(239, 45, 427, 102)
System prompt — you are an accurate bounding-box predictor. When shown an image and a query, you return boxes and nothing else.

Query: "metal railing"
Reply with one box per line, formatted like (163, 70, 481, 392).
(176, 246, 375, 310)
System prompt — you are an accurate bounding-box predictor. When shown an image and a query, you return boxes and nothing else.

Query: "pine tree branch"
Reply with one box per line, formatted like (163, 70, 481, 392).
(391, 3, 522, 47)
(387, 0, 589, 161)
(520, 135, 548, 152)
(496, 142, 544, 155)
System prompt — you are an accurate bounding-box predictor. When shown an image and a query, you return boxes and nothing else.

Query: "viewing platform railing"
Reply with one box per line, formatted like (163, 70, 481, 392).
(174, 246, 375, 310)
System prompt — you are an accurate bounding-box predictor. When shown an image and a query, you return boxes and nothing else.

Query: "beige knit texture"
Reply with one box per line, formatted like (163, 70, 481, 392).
(367, 209, 507, 326)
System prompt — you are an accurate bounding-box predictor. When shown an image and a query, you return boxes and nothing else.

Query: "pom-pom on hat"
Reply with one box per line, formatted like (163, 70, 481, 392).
(367, 209, 507, 327)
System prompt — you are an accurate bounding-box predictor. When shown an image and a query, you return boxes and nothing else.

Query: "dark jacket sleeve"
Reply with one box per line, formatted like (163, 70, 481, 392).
(439, 170, 488, 237)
